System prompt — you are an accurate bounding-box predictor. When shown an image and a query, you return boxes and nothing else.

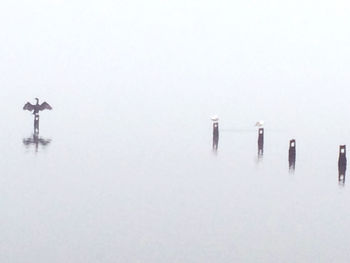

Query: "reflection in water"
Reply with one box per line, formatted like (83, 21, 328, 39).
(23, 113, 51, 153)
(289, 139, 296, 172)
(212, 134, 218, 152)
(23, 133, 51, 153)
(212, 119, 219, 152)
(338, 145, 347, 186)
(257, 128, 264, 160)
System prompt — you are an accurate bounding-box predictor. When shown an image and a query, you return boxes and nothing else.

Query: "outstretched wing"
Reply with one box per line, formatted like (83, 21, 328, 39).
(39, 102, 52, 111)
(23, 102, 35, 111)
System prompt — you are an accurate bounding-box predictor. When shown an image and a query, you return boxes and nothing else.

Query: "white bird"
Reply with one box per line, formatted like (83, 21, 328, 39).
(255, 120, 264, 127)
(211, 115, 219, 122)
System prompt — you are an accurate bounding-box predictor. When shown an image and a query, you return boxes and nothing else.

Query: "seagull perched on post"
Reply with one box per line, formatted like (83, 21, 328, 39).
(23, 98, 52, 115)
(255, 120, 264, 127)
(211, 115, 219, 122)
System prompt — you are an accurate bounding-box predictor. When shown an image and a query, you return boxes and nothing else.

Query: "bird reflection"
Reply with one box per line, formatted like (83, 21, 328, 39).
(23, 117, 51, 153)
(338, 145, 347, 186)
(23, 132, 51, 153)
(257, 128, 264, 160)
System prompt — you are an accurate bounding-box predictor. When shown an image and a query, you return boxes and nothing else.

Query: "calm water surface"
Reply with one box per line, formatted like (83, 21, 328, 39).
(1, 102, 350, 263)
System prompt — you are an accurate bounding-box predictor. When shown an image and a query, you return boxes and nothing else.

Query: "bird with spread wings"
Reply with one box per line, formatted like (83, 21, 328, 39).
(23, 98, 52, 115)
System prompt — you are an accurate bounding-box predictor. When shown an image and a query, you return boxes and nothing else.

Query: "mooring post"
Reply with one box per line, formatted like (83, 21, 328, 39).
(258, 128, 264, 157)
(212, 118, 219, 151)
(34, 114, 40, 135)
(289, 139, 296, 170)
(338, 145, 347, 185)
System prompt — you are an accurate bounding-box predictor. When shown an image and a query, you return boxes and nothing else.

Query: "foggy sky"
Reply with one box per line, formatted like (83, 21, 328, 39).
(1, 0, 350, 134)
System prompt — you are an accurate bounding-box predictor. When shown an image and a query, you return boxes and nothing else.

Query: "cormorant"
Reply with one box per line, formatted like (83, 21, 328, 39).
(23, 98, 52, 115)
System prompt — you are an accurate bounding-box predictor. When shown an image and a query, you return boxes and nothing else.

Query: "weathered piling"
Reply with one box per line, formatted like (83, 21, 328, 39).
(212, 120, 219, 151)
(34, 114, 40, 135)
(338, 145, 347, 185)
(258, 128, 264, 157)
(289, 139, 296, 170)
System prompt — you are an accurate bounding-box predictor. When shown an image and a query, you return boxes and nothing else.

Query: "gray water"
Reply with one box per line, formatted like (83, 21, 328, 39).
(2, 1, 350, 262)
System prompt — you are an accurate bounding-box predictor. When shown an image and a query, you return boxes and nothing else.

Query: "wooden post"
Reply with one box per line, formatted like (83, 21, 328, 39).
(338, 145, 346, 185)
(289, 139, 296, 171)
(34, 114, 40, 135)
(212, 120, 219, 151)
(258, 128, 264, 157)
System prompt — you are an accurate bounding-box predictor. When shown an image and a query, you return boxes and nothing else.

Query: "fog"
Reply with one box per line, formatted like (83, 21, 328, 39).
(1, 0, 350, 262)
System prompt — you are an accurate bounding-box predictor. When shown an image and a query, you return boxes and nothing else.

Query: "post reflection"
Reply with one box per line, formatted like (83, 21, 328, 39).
(212, 134, 219, 152)
(23, 114, 51, 153)
(257, 128, 264, 160)
(338, 145, 347, 186)
(211, 117, 219, 153)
